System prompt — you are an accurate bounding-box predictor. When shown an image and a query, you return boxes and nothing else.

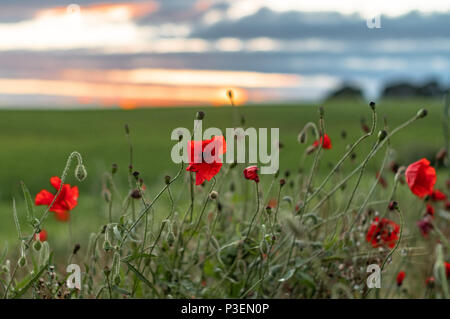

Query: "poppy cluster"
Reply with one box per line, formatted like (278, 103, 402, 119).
(366, 217, 400, 248)
(35, 176, 79, 221)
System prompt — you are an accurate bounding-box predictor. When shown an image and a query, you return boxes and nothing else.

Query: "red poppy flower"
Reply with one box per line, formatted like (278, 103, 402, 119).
(429, 189, 447, 201)
(417, 215, 433, 237)
(366, 217, 400, 249)
(34, 229, 48, 242)
(445, 262, 450, 278)
(426, 204, 435, 217)
(312, 134, 332, 149)
(405, 158, 436, 198)
(35, 176, 79, 222)
(243, 166, 260, 183)
(186, 136, 226, 185)
(396, 271, 405, 286)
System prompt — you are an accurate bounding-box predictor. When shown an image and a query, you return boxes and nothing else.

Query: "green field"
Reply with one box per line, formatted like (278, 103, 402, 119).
(0, 98, 446, 245)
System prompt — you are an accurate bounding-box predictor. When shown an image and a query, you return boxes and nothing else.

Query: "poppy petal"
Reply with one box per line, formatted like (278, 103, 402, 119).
(35, 190, 54, 206)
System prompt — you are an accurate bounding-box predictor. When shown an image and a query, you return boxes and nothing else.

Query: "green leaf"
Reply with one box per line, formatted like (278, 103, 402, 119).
(122, 260, 160, 297)
(21, 181, 35, 223)
(12, 253, 52, 298)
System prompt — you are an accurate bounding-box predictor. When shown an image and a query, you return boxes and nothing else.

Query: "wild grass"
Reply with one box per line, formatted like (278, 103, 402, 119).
(0, 98, 448, 299)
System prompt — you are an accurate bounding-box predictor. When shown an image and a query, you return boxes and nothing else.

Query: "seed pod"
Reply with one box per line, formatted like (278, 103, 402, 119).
(378, 130, 387, 142)
(196, 111, 205, 120)
(209, 191, 218, 200)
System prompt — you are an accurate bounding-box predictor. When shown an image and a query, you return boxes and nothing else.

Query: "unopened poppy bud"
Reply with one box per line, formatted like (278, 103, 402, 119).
(388, 201, 399, 211)
(33, 240, 42, 252)
(164, 175, 171, 185)
(132, 171, 140, 179)
(378, 130, 387, 142)
(298, 130, 307, 144)
(196, 111, 205, 120)
(417, 109, 427, 118)
(75, 164, 87, 182)
(124, 124, 130, 135)
(318, 106, 324, 118)
(241, 116, 246, 126)
(341, 130, 347, 139)
(279, 179, 286, 187)
(103, 240, 111, 251)
(369, 101, 376, 110)
(166, 232, 175, 246)
(73, 243, 81, 255)
(426, 277, 435, 289)
(130, 189, 141, 199)
(18, 256, 27, 268)
(112, 163, 118, 174)
(103, 266, 111, 277)
(209, 191, 218, 200)
(114, 274, 121, 285)
(227, 90, 233, 100)
(284, 170, 290, 178)
(265, 206, 272, 214)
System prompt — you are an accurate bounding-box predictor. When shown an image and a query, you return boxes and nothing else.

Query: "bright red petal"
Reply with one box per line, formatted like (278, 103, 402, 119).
(50, 176, 62, 190)
(54, 211, 70, 222)
(35, 190, 54, 206)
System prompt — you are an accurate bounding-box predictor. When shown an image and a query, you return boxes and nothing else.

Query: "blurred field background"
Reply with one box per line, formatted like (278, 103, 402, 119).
(0, 98, 446, 250)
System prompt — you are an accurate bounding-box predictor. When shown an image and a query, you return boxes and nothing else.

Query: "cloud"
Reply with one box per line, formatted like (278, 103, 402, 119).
(190, 8, 450, 40)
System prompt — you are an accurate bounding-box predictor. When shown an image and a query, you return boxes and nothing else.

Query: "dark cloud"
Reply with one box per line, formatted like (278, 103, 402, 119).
(190, 8, 450, 39)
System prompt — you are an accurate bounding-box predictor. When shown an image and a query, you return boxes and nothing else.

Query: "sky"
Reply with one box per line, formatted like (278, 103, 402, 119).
(0, 0, 449, 108)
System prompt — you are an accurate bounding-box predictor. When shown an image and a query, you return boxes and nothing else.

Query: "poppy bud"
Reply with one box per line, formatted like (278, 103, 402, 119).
(132, 171, 140, 179)
(378, 130, 387, 142)
(114, 274, 121, 285)
(209, 191, 218, 200)
(33, 240, 42, 252)
(102, 189, 112, 203)
(417, 109, 428, 118)
(265, 206, 272, 214)
(164, 175, 171, 185)
(279, 179, 286, 187)
(241, 116, 246, 126)
(112, 163, 118, 174)
(75, 164, 87, 182)
(388, 201, 398, 211)
(341, 130, 347, 139)
(130, 189, 141, 199)
(73, 243, 81, 255)
(103, 240, 111, 251)
(227, 90, 233, 100)
(18, 256, 27, 268)
(166, 232, 175, 246)
(369, 101, 376, 110)
(124, 124, 130, 134)
(196, 111, 205, 120)
(103, 266, 111, 277)
(318, 106, 324, 118)
(298, 130, 307, 144)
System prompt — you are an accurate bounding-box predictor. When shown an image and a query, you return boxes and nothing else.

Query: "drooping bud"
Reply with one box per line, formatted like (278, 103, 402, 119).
(417, 109, 428, 118)
(75, 164, 87, 182)
(132, 171, 140, 179)
(33, 240, 42, 252)
(378, 130, 387, 142)
(209, 191, 218, 200)
(18, 256, 27, 268)
(164, 175, 171, 185)
(369, 101, 376, 110)
(73, 243, 81, 255)
(298, 130, 307, 144)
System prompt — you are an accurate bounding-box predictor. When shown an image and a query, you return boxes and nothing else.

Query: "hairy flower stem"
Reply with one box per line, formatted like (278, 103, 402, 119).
(305, 108, 377, 206)
(119, 163, 184, 248)
(311, 112, 422, 213)
(27, 151, 84, 247)
(245, 182, 260, 240)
